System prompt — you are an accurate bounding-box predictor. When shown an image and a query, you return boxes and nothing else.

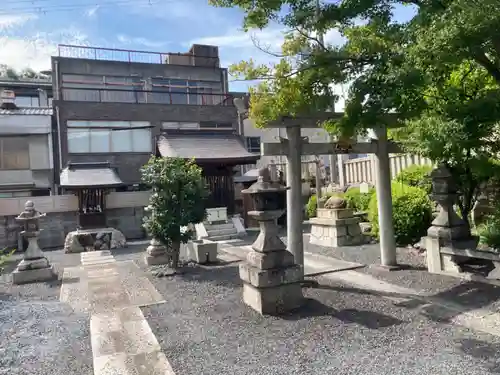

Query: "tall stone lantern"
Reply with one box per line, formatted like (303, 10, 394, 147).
(12, 201, 55, 284)
(427, 164, 473, 244)
(239, 167, 303, 315)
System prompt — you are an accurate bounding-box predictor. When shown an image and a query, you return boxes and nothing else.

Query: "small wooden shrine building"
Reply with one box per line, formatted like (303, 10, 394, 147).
(156, 129, 259, 215)
(59, 162, 123, 229)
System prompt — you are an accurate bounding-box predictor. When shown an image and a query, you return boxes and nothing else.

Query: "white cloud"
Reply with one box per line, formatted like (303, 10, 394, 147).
(0, 28, 90, 71)
(116, 34, 168, 49)
(85, 5, 100, 18)
(0, 14, 38, 31)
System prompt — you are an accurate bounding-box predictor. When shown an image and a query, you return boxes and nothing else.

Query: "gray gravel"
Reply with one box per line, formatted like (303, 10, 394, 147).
(0, 249, 93, 375)
(142, 260, 500, 375)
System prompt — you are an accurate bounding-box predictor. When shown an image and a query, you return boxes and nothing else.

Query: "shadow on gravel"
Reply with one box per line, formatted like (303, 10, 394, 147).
(457, 338, 500, 374)
(175, 264, 242, 289)
(282, 298, 404, 329)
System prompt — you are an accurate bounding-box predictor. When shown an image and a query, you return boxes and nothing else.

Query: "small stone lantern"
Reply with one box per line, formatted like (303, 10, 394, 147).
(12, 201, 55, 284)
(239, 167, 303, 315)
(427, 164, 472, 243)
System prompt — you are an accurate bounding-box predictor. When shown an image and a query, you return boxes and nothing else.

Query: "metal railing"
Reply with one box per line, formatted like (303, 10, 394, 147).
(60, 87, 234, 106)
(57, 44, 220, 67)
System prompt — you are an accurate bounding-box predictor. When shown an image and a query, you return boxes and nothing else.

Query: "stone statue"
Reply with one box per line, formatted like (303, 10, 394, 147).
(12, 201, 55, 284)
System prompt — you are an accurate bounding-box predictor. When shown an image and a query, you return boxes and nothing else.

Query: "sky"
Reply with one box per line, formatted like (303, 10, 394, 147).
(0, 0, 416, 93)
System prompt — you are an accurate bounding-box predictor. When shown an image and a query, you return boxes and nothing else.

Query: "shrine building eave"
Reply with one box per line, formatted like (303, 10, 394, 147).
(157, 130, 260, 166)
(59, 162, 123, 189)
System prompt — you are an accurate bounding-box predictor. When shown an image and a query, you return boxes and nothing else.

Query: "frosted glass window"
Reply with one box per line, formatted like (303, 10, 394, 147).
(89, 130, 110, 153)
(111, 130, 133, 152)
(131, 129, 152, 152)
(67, 129, 90, 153)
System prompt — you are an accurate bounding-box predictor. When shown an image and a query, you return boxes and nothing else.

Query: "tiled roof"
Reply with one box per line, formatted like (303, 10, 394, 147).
(60, 162, 123, 188)
(157, 130, 260, 164)
(0, 108, 53, 116)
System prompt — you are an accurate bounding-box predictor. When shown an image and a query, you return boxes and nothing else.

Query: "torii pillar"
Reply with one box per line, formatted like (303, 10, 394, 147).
(262, 115, 400, 273)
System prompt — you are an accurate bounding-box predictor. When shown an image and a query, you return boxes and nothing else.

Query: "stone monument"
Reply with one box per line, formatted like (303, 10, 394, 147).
(12, 201, 56, 284)
(239, 167, 303, 315)
(309, 196, 365, 247)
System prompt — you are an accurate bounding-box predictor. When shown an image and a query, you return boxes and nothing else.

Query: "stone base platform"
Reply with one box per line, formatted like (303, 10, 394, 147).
(242, 282, 303, 315)
(12, 265, 56, 284)
(309, 217, 366, 247)
(64, 227, 127, 254)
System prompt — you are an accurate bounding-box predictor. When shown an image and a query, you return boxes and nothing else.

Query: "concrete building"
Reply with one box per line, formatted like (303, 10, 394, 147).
(0, 78, 55, 197)
(51, 44, 239, 191)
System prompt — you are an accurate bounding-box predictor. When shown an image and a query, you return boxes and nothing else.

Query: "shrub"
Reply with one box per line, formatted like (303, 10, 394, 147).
(477, 207, 500, 251)
(394, 164, 433, 194)
(344, 186, 375, 212)
(368, 182, 433, 245)
(306, 192, 343, 218)
(141, 157, 209, 268)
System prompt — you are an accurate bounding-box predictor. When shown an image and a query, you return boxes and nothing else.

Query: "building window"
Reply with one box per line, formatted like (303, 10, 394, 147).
(151, 78, 223, 105)
(200, 121, 232, 129)
(162, 122, 200, 130)
(245, 137, 261, 153)
(15, 96, 39, 107)
(0, 137, 30, 169)
(67, 121, 152, 153)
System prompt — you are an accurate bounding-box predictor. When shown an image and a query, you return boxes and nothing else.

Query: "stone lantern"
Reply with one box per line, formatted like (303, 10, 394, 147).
(239, 167, 303, 315)
(427, 164, 472, 243)
(12, 201, 55, 284)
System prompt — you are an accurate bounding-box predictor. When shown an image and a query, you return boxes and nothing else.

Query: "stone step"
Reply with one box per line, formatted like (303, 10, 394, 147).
(209, 233, 241, 242)
(204, 222, 234, 231)
(207, 227, 238, 237)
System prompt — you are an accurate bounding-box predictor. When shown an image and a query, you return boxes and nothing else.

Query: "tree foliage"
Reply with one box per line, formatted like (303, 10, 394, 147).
(209, 0, 500, 137)
(140, 157, 209, 247)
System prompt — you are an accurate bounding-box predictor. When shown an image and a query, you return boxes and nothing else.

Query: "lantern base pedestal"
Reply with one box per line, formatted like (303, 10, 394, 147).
(12, 264, 55, 285)
(240, 262, 304, 315)
(242, 282, 303, 315)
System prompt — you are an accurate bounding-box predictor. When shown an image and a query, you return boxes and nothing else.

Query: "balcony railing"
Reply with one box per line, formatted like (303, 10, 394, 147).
(60, 87, 234, 106)
(58, 44, 220, 67)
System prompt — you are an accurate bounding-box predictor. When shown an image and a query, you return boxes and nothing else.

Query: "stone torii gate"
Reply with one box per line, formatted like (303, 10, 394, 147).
(259, 114, 402, 275)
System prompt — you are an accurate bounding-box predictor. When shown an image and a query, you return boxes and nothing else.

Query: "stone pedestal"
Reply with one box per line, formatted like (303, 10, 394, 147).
(144, 238, 170, 266)
(239, 210, 303, 315)
(188, 239, 218, 264)
(12, 201, 55, 284)
(309, 205, 365, 247)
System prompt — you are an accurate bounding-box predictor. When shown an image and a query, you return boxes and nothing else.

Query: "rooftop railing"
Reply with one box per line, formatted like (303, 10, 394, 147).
(58, 44, 220, 67)
(60, 87, 234, 106)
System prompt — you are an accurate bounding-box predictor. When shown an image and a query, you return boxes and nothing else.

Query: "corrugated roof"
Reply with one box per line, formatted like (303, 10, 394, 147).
(60, 162, 123, 188)
(157, 130, 260, 164)
(0, 108, 53, 116)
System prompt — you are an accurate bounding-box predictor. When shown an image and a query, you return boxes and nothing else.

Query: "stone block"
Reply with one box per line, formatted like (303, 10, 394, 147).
(188, 240, 218, 264)
(242, 282, 303, 315)
(239, 263, 302, 288)
(12, 265, 56, 285)
(144, 253, 171, 266)
(441, 254, 462, 273)
(245, 249, 295, 270)
(317, 208, 354, 220)
(64, 228, 126, 253)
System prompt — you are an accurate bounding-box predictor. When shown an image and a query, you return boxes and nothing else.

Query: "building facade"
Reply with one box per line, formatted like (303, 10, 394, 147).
(0, 87, 54, 197)
(51, 44, 239, 190)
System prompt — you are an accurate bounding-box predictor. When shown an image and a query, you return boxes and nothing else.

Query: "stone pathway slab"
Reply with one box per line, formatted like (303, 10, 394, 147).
(60, 252, 173, 375)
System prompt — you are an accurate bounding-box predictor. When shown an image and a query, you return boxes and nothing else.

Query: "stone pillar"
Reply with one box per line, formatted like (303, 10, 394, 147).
(329, 135, 339, 184)
(337, 154, 347, 187)
(373, 125, 398, 268)
(12, 201, 55, 284)
(315, 160, 322, 200)
(285, 126, 304, 275)
(240, 168, 303, 315)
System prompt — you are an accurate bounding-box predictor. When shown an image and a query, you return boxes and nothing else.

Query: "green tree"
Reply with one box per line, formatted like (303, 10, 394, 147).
(140, 157, 209, 268)
(209, 0, 500, 136)
(210, 0, 500, 227)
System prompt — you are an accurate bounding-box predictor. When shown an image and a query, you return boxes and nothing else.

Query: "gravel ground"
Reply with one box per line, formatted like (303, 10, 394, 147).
(142, 259, 500, 375)
(0, 249, 92, 375)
